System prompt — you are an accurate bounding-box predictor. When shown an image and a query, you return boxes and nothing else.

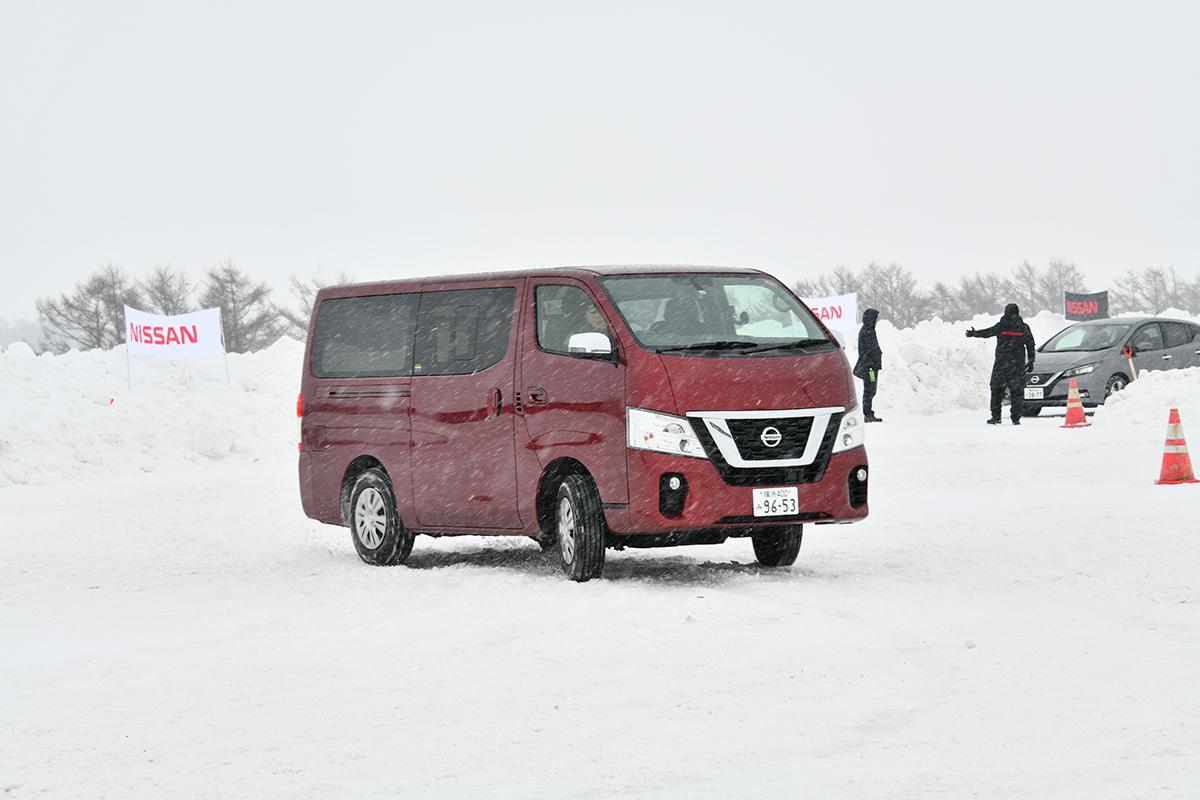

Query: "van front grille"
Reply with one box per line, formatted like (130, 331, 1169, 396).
(725, 417, 814, 461)
(692, 412, 843, 486)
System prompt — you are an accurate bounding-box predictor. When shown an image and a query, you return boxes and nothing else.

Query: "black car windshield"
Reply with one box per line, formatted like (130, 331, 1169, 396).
(597, 273, 833, 354)
(1041, 323, 1133, 353)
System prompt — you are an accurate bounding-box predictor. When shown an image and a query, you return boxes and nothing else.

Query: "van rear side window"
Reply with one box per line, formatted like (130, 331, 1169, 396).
(414, 288, 516, 376)
(312, 294, 418, 378)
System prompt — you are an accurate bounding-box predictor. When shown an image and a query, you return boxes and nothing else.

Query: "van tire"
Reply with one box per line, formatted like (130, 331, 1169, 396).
(556, 474, 606, 581)
(751, 526, 802, 567)
(348, 469, 414, 566)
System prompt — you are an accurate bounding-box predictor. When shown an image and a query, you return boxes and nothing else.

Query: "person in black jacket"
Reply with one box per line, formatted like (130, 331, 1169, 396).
(853, 308, 883, 422)
(966, 303, 1037, 425)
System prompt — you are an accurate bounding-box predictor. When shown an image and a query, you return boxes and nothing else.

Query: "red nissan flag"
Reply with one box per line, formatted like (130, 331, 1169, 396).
(124, 306, 225, 358)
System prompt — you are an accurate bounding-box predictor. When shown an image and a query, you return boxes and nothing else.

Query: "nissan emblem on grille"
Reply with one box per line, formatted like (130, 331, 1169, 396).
(1031, 375, 1041, 384)
(760, 426, 782, 447)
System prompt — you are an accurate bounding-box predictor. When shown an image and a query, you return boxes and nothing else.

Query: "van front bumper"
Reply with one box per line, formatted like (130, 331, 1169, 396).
(604, 447, 869, 535)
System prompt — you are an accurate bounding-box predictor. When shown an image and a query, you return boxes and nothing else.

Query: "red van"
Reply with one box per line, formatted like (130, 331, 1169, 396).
(298, 266, 868, 581)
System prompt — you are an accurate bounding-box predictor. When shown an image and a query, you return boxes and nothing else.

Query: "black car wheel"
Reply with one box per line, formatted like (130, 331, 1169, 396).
(751, 526, 803, 567)
(1105, 374, 1128, 398)
(349, 469, 414, 566)
(556, 474, 606, 582)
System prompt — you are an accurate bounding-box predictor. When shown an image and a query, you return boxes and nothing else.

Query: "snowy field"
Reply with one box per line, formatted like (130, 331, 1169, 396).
(3, 332, 1199, 798)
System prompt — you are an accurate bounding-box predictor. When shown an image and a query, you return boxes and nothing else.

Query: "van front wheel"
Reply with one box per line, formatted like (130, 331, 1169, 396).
(751, 526, 802, 567)
(349, 469, 414, 566)
(556, 475, 606, 582)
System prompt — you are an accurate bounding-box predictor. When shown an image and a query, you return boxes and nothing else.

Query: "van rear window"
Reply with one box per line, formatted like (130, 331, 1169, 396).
(312, 294, 418, 378)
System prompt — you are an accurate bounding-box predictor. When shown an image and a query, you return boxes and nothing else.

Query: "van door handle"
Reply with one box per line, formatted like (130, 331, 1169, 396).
(1162, 354, 1173, 360)
(527, 387, 548, 405)
(489, 387, 503, 417)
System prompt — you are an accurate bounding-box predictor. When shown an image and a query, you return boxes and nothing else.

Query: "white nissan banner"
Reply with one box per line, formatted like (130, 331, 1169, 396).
(124, 306, 225, 358)
(803, 292, 859, 345)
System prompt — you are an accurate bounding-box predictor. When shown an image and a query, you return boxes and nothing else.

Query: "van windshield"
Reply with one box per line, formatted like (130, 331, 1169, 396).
(597, 273, 833, 354)
(1041, 323, 1132, 353)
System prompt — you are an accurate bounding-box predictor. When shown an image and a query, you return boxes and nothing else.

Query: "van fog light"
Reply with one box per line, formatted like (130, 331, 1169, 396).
(659, 473, 688, 516)
(855, 467, 867, 482)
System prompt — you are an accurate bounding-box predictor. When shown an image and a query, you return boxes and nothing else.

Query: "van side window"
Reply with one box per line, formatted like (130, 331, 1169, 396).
(1131, 323, 1164, 352)
(414, 288, 515, 375)
(1162, 321, 1191, 348)
(312, 294, 417, 378)
(536, 285, 608, 355)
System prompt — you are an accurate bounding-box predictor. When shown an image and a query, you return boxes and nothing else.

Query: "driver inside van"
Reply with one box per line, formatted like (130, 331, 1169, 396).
(557, 291, 608, 349)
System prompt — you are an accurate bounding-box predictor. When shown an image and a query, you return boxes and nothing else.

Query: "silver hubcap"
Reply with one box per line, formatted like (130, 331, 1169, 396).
(557, 496, 577, 563)
(1108, 378, 1125, 396)
(354, 488, 388, 549)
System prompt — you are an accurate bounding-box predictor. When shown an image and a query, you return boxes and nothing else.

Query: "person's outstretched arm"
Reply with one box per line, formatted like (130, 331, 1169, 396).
(966, 323, 1000, 338)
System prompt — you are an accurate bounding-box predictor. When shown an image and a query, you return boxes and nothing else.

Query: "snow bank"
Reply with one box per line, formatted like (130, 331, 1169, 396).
(861, 310, 1069, 415)
(4, 310, 1199, 485)
(860, 310, 1200, 416)
(1095, 366, 1200, 428)
(0, 338, 304, 487)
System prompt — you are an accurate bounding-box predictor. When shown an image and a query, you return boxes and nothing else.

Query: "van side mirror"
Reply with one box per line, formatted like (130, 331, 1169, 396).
(567, 331, 613, 356)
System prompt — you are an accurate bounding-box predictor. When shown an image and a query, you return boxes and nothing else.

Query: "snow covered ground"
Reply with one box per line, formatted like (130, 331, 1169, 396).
(3, 338, 1200, 797)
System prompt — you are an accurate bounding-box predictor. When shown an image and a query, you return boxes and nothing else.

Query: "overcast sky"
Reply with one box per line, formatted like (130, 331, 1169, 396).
(2, 1, 1198, 319)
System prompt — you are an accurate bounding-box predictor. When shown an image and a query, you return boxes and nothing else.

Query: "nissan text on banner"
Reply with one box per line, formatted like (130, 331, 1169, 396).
(1064, 291, 1109, 321)
(804, 293, 859, 345)
(125, 306, 225, 357)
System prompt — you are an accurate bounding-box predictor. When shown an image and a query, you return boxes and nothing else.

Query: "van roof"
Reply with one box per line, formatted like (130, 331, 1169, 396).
(319, 264, 769, 297)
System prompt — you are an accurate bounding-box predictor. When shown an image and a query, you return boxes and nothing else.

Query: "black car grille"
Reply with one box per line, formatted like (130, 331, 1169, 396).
(1026, 372, 1057, 387)
(725, 417, 814, 461)
(693, 412, 843, 487)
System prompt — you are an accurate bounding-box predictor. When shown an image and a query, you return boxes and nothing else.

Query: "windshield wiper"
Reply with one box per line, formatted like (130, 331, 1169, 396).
(653, 340, 760, 353)
(747, 339, 831, 353)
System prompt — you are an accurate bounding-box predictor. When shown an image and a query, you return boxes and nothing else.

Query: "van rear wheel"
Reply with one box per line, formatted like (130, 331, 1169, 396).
(751, 526, 803, 567)
(556, 474, 606, 582)
(349, 469, 414, 566)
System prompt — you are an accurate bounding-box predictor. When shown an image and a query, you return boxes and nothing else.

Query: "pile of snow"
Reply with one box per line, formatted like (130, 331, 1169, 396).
(5, 309, 1199, 485)
(858, 310, 1069, 415)
(0, 338, 304, 487)
(857, 310, 1200, 416)
(1095, 366, 1200, 428)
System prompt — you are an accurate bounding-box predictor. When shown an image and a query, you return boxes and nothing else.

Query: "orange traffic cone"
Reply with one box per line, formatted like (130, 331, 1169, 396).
(1155, 408, 1199, 485)
(1060, 378, 1090, 428)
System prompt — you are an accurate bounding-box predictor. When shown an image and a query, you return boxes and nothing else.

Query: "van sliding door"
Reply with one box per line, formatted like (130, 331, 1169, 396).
(409, 284, 523, 530)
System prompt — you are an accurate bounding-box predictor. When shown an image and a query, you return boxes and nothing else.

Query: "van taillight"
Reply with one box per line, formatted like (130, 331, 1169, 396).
(296, 392, 304, 453)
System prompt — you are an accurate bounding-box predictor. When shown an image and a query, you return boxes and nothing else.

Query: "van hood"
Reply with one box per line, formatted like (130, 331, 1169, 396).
(657, 350, 853, 414)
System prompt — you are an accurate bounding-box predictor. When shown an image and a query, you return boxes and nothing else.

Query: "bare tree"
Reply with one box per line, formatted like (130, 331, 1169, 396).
(199, 260, 283, 353)
(36, 264, 143, 352)
(859, 262, 929, 328)
(1011, 261, 1041, 313)
(926, 281, 963, 321)
(276, 268, 354, 339)
(140, 265, 193, 315)
(956, 272, 1016, 318)
(1035, 258, 1087, 313)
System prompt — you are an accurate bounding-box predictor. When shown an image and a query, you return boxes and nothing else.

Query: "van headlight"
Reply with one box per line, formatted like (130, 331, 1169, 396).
(627, 407, 706, 459)
(1061, 363, 1096, 378)
(832, 405, 864, 453)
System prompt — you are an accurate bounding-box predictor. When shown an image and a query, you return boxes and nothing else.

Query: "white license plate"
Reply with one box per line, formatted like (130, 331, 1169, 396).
(752, 487, 799, 517)
(1024, 387, 1044, 400)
